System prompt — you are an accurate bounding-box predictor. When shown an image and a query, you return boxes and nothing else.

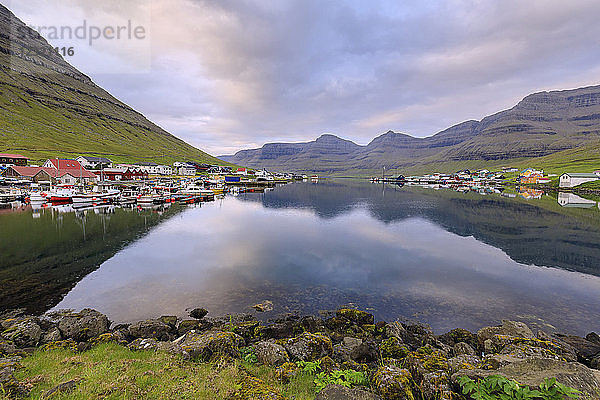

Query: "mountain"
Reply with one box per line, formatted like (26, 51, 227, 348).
(222, 85, 600, 175)
(0, 5, 224, 165)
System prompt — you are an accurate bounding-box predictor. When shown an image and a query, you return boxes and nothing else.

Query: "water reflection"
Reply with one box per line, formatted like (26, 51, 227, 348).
(50, 182, 600, 335)
(0, 203, 181, 314)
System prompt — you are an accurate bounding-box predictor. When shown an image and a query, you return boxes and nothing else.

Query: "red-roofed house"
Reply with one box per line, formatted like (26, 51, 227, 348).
(0, 153, 29, 167)
(42, 159, 97, 184)
(1, 166, 53, 182)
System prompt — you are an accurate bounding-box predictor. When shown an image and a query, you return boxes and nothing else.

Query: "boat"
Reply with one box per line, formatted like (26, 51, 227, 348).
(180, 183, 214, 196)
(72, 189, 120, 203)
(48, 187, 75, 203)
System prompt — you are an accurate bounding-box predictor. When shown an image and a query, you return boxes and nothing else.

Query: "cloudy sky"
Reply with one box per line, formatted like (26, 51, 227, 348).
(6, 0, 600, 155)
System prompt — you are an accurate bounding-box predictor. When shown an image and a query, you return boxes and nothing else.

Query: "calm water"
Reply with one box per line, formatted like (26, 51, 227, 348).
(1, 180, 600, 334)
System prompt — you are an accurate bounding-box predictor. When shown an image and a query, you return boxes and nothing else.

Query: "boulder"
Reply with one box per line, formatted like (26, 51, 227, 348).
(477, 320, 534, 347)
(128, 338, 185, 355)
(336, 309, 374, 326)
(179, 331, 245, 361)
(252, 301, 273, 313)
(453, 342, 476, 356)
(158, 316, 177, 328)
(1, 318, 42, 347)
(380, 337, 409, 359)
(438, 328, 478, 349)
(373, 366, 415, 400)
(57, 309, 109, 342)
(452, 357, 600, 400)
(189, 308, 209, 320)
(349, 340, 379, 364)
(177, 320, 203, 336)
(447, 355, 482, 373)
(128, 319, 171, 341)
(421, 371, 453, 400)
(254, 341, 289, 366)
(283, 332, 333, 361)
(333, 337, 363, 362)
(558, 335, 600, 366)
(315, 384, 381, 399)
(300, 315, 325, 333)
(0, 359, 29, 397)
(40, 327, 63, 344)
(586, 332, 600, 345)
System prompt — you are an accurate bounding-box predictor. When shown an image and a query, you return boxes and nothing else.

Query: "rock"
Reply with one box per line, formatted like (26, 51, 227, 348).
(44, 379, 79, 397)
(0, 340, 17, 355)
(336, 309, 374, 326)
(256, 320, 302, 340)
(179, 331, 245, 361)
(128, 319, 171, 341)
(40, 327, 63, 344)
(57, 309, 109, 342)
(230, 376, 284, 399)
(333, 337, 363, 362)
(254, 341, 289, 366)
(477, 320, 534, 347)
(586, 332, 600, 345)
(283, 332, 333, 361)
(252, 301, 273, 313)
(232, 320, 260, 341)
(189, 308, 209, 320)
(326, 316, 352, 332)
(0, 360, 29, 398)
(438, 328, 478, 349)
(558, 335, 600, 366)
(315, 384, 382, 399)
(350, 340, 379, 364)
(453, 342, 476, 356)
(447, 355, 482, 373)
(159, 316, 177, 328)
(275, 362, 298, 383)
(301, 315, 325, 333)
(373, 366, 415, 400)
(128, 338, 185, 355)
(421, 371, 453, 400)
(380, 337, 409, 359)
(591, 355, 600, 370)
(177, 320, 201, 336)
(1, 318, 42, 347)
(452, 358, 600, 399)
(405, 346, 449, 383)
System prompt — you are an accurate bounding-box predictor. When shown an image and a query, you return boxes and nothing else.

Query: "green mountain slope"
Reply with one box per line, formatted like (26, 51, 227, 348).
(222, 86, 600, 175)
(0, 5, 224, 165)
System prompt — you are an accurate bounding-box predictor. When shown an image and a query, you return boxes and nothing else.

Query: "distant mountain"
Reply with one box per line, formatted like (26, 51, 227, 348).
(222, 85, 600, 174)
(0, 5, 224, 165)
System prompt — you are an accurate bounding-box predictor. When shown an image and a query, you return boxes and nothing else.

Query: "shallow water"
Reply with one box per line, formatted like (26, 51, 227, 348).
(2, 180, 600, 334)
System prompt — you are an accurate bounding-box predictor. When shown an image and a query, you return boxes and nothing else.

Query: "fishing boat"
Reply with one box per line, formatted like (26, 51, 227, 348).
(180, 183, 214, 196)
(48, 187, 75, 203)
(72, 189, 120, 204)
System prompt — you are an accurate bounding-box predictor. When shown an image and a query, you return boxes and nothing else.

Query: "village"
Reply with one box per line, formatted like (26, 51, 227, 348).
(0, 153, 309, 209)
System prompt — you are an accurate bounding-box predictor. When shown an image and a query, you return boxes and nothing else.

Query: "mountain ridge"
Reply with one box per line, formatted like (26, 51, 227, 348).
(0, 4, 225, 165)
(221, 84, 600, 174)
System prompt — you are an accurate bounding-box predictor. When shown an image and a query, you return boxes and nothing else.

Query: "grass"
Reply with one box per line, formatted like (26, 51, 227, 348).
(2, 343, 316, 400)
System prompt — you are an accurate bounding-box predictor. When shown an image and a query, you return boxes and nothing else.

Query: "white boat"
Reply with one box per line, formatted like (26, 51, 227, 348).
(72, 189, 120, 203)
(180, 183, 213, 196)
(47, 187, 75, 202)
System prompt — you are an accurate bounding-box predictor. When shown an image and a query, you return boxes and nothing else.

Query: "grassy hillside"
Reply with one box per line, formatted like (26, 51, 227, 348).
(0, 5, 227, 166)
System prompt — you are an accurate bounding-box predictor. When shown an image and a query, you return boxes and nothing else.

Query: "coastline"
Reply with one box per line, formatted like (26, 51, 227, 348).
(2, 307, 599, 399)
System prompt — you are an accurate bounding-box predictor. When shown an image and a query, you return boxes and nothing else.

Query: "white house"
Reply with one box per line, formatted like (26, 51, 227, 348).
(559, 173, 600, 188)
(177, 166, 197, 176)
(76, 156, 112, 169)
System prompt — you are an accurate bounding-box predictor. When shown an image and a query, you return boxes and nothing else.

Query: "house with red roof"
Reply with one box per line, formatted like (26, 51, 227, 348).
(41, 158, 97, 184)
(1, 166, 54, 182)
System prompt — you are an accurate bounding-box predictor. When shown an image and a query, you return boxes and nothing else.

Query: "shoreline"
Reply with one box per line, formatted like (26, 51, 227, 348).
(2, 307, 600, 399)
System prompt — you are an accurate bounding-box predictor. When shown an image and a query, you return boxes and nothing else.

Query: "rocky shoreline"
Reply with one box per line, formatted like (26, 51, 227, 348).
(1, 307, 600, 399)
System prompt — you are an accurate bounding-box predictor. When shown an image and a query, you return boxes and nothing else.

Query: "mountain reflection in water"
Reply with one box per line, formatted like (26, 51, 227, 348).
(40, 181, 600, 335)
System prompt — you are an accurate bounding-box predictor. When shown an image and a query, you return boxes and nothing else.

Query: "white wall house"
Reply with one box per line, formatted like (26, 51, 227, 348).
(177, 166, 197, 176)
(559, 173, 600, 188)
(76, 156, 113, 169)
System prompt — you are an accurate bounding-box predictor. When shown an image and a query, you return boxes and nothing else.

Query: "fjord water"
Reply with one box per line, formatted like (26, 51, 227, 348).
(2, 181, 600, 334)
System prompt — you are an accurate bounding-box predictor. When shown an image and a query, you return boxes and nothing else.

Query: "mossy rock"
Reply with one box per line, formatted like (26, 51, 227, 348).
(230, 376, 285, 399)
(405, 345, 449, 384)
(380, 337, 409, 360)
(373, 366, 416, 400)
(318, 355, 338, 373)
(232, 321, 260, 341)
(159, 315, 177, 327)
(283, 332, 333, 361)
(180, 331, 245, 361)
(275, 361, 298, 383)
(336, 309, 374, 326)
(41, 339, 78, 352)
(177, 319, 201, 336)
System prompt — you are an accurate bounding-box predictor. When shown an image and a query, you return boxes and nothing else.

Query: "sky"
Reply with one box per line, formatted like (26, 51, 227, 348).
(6, 0, 600, 155)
